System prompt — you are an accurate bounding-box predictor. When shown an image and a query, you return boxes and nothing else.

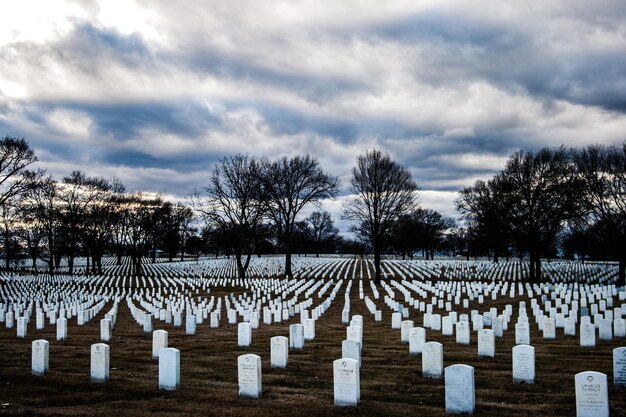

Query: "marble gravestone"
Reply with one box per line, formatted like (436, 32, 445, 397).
(304, 319, 316, 341)
(56, 317, 67, 341)
(271, 336, 288, 368)
(512, 344, 535, 384)
(613, 347, 626, 388)
(422, 341, 443, 379)
(515, 322, 530, 345)
(159, 348, 180, 390)
(290, 323, 304, 350)
(100, 318, 111, 342)
(445, 364, 475, 414)
(342, 339, 361, 368)
(478, 329, 495, 358)
(575, 371, 608, 417)
(152, 330, 168, 358)
(456, 321, 470, 345)
(31, 339, 49, 376)
(91, 343, 110, 383)
(186, 314, 196, 335)
(238, 354, 262, 398)
(409, 327, 426, 355)
(238, 322, 252, 347)
(333, 358, 360, 406)
(580, 323, 596, 348)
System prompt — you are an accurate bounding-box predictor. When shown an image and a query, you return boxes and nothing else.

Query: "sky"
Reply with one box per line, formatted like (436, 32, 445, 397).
(0, 0, 625, 233)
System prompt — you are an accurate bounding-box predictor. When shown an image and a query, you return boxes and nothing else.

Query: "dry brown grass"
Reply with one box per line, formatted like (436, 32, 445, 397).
(1, 280, 625, 416)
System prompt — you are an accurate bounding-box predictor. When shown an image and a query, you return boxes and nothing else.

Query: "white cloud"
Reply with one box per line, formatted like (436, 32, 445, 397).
(0, 0, 625, 237)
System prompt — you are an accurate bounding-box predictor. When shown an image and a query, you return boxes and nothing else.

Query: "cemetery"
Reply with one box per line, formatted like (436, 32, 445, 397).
(1, 256, 625, 416)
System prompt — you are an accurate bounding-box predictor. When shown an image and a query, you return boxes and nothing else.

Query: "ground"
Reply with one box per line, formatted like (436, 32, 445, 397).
(0, 271, 625, 416)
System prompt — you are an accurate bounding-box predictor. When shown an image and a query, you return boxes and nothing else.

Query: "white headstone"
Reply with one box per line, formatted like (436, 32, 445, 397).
(289, 323, 304, 350)
(409, 327, 426, 355)
(575, 371, 608, 417)
(543, 317, 556, 340)
(613, 347, 626, 388)
(599, 319, 612, 341)
(392, 312, 402, 329)
(31, 339, 49, 376)
(100, 319, 111, 342)
(5, 311, 13, 328)
(271, 336, 288, 368)
(422, 341, 443, 379)
(210, 311, 219, 328)
(580, 323, 596, 348)
(17, 316, 27, 338)
(304, 319, 316, 341)
(515, 322, 530, 345)
(614, 318, 626, 338)
(159, 348, 180, 390)
(478, 329, 495, 358)
(456, 321, 470, 345)
(342, 339, 361, 368)
(346, 325, 362, 347)
(152, 330, 168, 358)
(512, 344, 535, 384)
(36, 311, 44, 330)
(143, 313, 152, 333)
(238, 354, 262, 398)
(91, 343, 110, 383)
(186, 314, 196, 335)
(401, 320, 414, 343)
(238, 322, 252, 347)
(445, 364, 475, 414)
(333, 358, 360, 406)
(442, 316, 454, 336)
(56, 317, 67, 341)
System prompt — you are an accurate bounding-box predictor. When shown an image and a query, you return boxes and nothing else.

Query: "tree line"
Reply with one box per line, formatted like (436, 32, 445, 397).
(0, 136, 624, 284)
(456, 144, 626, 284)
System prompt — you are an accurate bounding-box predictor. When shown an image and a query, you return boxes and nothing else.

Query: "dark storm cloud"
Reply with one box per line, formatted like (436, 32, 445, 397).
(1, 0, 625, 222)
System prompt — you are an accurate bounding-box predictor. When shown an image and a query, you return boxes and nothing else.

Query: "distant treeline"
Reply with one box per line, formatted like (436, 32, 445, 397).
(0, 136, 624, 283)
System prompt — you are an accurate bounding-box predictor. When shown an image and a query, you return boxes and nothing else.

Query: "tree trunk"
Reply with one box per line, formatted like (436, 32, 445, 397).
(4, 229, 10, 269)
(236, 254, 246, 279)
(535, 256, 542, 283)
(86, 256, 90, 276)
(619, 257, 625, 287)
(529, 252, 536, 283)
(374, 250, 381, 284)
(285, 250, 292, 277)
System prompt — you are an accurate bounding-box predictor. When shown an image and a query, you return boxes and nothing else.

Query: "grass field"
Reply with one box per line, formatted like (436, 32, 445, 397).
(1, 279, 625, 416)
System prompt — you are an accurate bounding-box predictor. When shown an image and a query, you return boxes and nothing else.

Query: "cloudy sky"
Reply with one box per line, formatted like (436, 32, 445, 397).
(1, 0, 625, 231)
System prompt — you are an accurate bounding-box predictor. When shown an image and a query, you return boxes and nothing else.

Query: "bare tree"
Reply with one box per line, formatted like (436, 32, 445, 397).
(191, 154, 266, 278)
(0, 136, 39, 207)
(57, 171, 112, 274)
(455, 178, 510, 262)
(0, 200, 21, 269)
(125, 193, 163, 276)
(343, 150, 418, 283)
(259, 155, 339, 277)
(302, 211, 340, 257)
(498, 147, 580, 282)
(22, 176, 60, 274)
(82, 178, 125, 275)
(575, 143, 626, 284)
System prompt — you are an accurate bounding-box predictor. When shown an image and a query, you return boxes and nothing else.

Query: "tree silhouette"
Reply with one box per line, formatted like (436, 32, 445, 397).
(258, 155, 339, 277)
(344, 150, 418, 284)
